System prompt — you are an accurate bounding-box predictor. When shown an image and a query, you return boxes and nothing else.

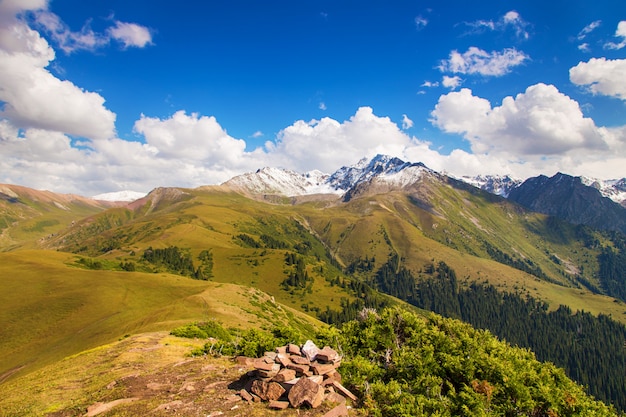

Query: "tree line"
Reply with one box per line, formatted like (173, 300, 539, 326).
(370, 257, 626, 411)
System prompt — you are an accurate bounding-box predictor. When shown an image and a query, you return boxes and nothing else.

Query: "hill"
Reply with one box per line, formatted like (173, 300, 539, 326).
(0, 184, 119, 251)
(0, 308, 618, 416)
(0, 249, 321, 384)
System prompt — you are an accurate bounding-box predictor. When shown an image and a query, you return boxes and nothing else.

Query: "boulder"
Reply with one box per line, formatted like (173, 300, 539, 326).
(288, 377, 325, 408)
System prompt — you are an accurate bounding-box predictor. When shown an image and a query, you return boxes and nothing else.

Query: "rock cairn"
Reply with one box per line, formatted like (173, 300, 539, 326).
(237, 340, 357, 414)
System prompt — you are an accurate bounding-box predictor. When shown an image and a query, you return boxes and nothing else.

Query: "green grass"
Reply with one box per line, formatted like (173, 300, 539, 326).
(0, 249, 322, 383)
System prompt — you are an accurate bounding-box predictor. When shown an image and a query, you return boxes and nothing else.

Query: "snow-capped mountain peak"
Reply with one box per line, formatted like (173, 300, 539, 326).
(581, 177, 626, 205)
(327, 154, 420, 191)
(222, 154, 434, 199)
(223, 166, 339, 196)
(458, 175, 523, 198)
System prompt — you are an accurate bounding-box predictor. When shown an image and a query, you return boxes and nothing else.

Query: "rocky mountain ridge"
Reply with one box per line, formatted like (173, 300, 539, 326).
(220, 155, 626, 206)
(220, 154, 626, 234)
(507, 173, 626, 234)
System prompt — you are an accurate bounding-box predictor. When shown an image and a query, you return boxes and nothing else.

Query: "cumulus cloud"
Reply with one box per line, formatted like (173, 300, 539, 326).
(428, 84, 626, 180)
(133, 111, 247, 165)
(265, 107, 418, 173)
(107, 21, 153, 48)
(604, 21, 626, 50)
(0, 2, 116, 140)
(431, 83, 607, 156)
(439, 47, 528, 76)
(570, 58, 626, 100)
(442, 75, 462, 89)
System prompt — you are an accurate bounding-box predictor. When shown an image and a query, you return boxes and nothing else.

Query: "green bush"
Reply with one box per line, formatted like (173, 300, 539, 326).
(337, 307, 618, 417)
(170, 324, 208, 339)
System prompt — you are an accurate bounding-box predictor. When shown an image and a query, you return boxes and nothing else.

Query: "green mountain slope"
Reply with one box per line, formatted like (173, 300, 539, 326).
(2, 181, 626, 412)
(0, 249, 320, 383)
(0, 184, 115, 251)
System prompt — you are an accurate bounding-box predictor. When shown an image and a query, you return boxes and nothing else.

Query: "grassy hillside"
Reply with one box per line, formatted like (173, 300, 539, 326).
(0, 249, 320, 383)
(2, 183, 626, 412)
(0, 184, 112, 251)
(38, 185, 626, 323)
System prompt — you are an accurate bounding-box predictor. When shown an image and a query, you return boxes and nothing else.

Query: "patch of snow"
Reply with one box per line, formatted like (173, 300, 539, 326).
(458, 175, 523, 198)
(581, 176, 626, 204)
(92, 190, 147, 202)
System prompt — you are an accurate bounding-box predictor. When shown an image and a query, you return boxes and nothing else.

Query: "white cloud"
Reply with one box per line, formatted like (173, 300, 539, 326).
(442, 75, 462, 89)
(266, 107, 417, 173)
(462, 10, 530, 40)
(463, 20, 495, 33)
(431, 84, 607, 156)
(2, 102, 625, 196)
(577, 20, 601, 40)
(502, 11, 529, 40)
(439, 47, 528, 76)
(133, 111, 247, 164)
(32, 9, 152, 53)
(414, 16, 428, 30)
(319, 102, 327, 110)
(578, 43, 590, 53)
(33, 11, 107, 53)
(0, 3, 116, 140)
(604, 21, 626, 50)
(570, 58, 626, 100)
(401, 114, 414, 130)
(107, 21, 153, 48)
(421, 80, 439, 88)
(251, 130, 264, 138)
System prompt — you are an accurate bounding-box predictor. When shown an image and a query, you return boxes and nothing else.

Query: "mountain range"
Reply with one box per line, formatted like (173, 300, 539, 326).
(221, 154, 626, 233)
(2, 154, 626, 413)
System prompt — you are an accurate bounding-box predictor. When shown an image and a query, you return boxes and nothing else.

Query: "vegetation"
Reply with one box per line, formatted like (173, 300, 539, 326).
(338, 308, 618, 417)
(372, 259, 626, 411)
(142, 245, 209, 280)
(173, 308, 618, 416)
(598, 233, 626, 302)
(3, 183, 626, 414)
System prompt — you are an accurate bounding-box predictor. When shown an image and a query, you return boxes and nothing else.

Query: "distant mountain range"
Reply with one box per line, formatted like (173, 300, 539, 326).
(220, 155, 626, 233)
(222, 154, 626, 205)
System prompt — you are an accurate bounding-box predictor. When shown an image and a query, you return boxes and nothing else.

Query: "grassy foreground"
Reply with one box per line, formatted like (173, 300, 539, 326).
(0, 249, 319, 384)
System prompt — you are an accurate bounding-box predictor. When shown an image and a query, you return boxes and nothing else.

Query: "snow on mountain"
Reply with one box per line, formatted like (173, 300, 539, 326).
(221, 154, 626, 207)
(327, 155, 415, 191)
(92, 190, 147, 202)
(581, 177, 626, 206)
(224, 155, 436, 198)
(459, 175, 523, 198)
(223, 167, 340, 196)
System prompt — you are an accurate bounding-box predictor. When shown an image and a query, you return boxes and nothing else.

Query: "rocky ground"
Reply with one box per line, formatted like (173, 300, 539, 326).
(29, 332, 362, 417)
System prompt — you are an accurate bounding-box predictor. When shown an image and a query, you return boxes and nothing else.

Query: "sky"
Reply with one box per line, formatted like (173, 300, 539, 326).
(0, 0, 625, 196)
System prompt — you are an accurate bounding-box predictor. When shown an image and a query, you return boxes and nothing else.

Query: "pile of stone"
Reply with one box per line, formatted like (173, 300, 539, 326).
(237, 340, 357, 414)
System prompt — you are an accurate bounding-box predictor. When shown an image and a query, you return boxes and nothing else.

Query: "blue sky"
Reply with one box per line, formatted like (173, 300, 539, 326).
(0, 0, 625, 195)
